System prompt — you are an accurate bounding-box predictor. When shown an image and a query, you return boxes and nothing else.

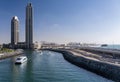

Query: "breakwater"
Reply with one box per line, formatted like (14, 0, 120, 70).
(47, 49, 120, 82)
(80, 47, 120, 58)
(0, 49, 23, 60)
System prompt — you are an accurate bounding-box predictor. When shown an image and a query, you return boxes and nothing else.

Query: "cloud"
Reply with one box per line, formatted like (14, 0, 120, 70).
(52, 24, 59, 28)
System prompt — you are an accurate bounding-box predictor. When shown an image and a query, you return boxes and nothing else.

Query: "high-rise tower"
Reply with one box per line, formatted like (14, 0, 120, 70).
(11, 16, 19, 45)
(25, 3, 33, 49)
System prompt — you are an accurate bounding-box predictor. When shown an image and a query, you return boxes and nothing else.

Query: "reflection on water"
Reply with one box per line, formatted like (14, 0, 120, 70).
(11, 62, 27, 82)
(0, 50, 113, 82)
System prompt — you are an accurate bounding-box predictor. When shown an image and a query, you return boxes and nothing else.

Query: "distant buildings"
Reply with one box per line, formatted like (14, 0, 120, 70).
(66, 42, 100, 48)
(40, 42, 100, 49)
(34, 42, 41, 49)
(40, 41, 65, 49)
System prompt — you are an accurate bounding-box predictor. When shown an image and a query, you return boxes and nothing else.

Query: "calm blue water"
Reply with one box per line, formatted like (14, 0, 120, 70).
(101, 45, 120, 50)
(0, 50, 113, 82)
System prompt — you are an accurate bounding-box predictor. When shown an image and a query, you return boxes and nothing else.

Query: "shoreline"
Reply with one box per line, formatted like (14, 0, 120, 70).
(0, 50, 23, 60)
(45, 49, 120, 82)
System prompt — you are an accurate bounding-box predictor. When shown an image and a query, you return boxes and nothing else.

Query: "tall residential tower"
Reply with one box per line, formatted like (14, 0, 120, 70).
(25, 3, 33, 49)
(11, 16, 19, 45)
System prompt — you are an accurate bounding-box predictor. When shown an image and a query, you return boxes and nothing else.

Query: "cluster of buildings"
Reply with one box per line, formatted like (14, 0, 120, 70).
(3, 3, 36, 49)
(40, 41, 100, 49)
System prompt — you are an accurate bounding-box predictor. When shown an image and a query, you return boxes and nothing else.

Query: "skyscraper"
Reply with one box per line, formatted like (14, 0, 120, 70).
(11, 16, 19, 45)
(25, 3, 33, 49)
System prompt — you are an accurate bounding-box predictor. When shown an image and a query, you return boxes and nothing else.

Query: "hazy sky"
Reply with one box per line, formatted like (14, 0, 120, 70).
(0, 0, 120, 44)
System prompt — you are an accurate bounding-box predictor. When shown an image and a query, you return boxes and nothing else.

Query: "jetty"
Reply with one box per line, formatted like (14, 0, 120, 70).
(45, 48, 120, 82)
(80, 47, 120, 55)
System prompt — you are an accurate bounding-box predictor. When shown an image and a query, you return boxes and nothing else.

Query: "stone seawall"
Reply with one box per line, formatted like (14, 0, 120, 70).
(48, 49, 120, 82)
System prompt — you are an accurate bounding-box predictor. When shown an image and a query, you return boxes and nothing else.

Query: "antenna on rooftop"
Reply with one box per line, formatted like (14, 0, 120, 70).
(28, 0, 31, 3)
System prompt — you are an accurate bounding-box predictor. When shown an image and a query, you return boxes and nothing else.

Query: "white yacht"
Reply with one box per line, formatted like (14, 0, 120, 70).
(15, 56, 27, 64)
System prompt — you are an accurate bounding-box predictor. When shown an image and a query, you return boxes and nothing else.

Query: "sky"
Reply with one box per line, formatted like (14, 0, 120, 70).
(1, 0, 120, 44)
